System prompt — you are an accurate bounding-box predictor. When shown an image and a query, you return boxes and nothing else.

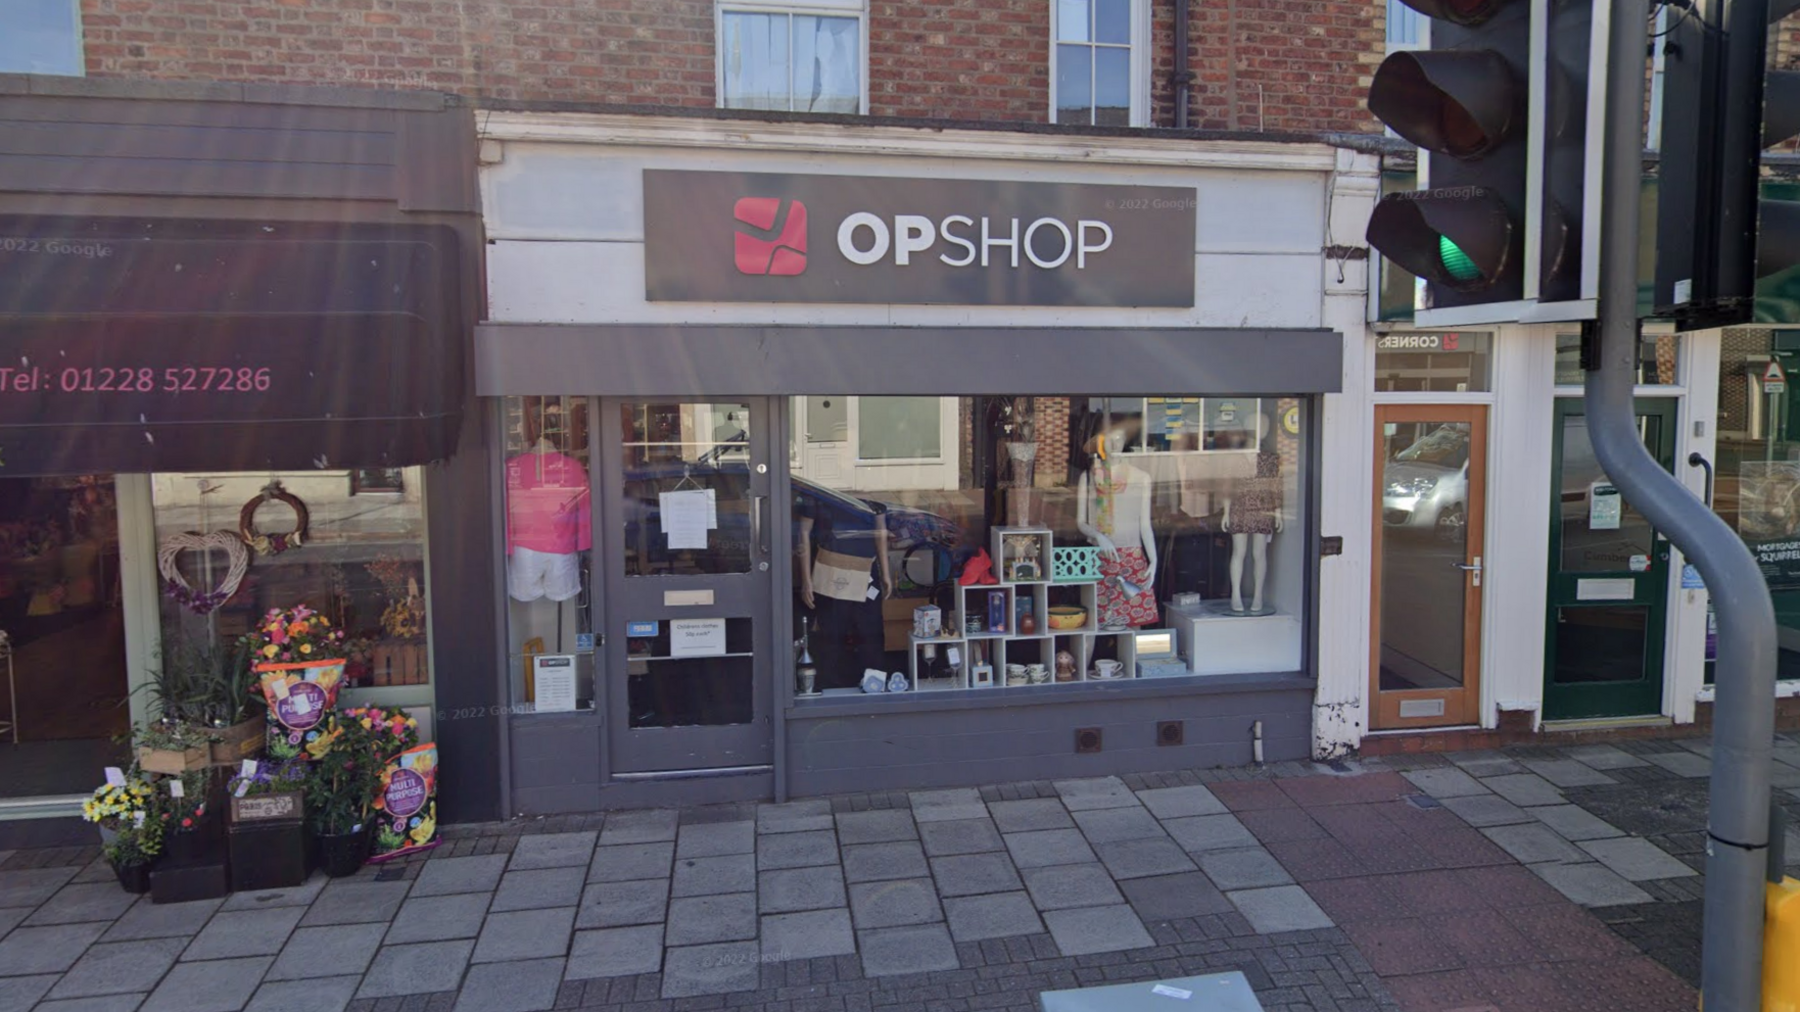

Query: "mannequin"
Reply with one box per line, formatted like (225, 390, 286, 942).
(505, 404, 591, 603)
(1220, 414, 1282, 613)
(796, 496, 895, 689)
(1076, 425, 1159, 628)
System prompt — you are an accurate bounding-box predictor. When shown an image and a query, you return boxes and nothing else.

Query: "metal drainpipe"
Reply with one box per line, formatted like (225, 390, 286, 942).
(1587, 0, 1775, 1006)
(1172, 0, 1191, 129)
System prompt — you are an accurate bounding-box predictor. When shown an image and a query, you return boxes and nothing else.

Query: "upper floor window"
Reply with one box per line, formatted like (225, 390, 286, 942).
(1052, 0, 1146, 127)
(718, 2, 865, 114)
(1385, 0, 1422, 52)
(0, 0, 82, 76)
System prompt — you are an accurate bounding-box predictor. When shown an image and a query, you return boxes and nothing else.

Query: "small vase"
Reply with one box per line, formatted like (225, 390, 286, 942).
(317, 826, 371, 878)
(111, 860, 152, 894)
(1018, 612, 1037, 636)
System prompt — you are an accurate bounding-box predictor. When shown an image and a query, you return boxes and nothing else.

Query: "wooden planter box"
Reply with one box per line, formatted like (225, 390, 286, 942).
(208, 718, 263, 765)
(136, 745, 208, 775)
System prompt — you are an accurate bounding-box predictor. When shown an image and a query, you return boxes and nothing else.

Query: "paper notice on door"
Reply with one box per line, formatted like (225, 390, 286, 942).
(660, 489, 715, 549)
(670, 618, 727, 658)
(1589, 483, 1622, 530)
(532, 654, 578, 713)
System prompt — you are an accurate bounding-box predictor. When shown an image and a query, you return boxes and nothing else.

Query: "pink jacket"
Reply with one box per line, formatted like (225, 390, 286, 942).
(505, 451, 592, 554)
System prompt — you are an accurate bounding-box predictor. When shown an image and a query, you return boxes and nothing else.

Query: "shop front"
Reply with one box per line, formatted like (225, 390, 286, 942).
(476, 115, 1372, 811)
(0, 79, 493, 836)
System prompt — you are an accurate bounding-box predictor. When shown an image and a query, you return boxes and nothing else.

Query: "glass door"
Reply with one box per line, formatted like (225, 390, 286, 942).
(1542, 398, 1676, 720)
(600, 399, 774, 775)
(1370, 405, 1487, 728)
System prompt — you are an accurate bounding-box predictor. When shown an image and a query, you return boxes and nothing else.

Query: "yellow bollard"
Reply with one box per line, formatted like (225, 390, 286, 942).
(1769, 876, 1800, 1012)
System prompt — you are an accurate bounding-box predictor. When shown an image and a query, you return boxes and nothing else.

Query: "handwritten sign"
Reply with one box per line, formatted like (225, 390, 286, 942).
(230, 791, 303, 823)
(670, 618, 727, 658)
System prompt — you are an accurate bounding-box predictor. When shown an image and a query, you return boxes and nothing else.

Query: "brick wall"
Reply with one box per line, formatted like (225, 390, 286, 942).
(79, 0, 1388, 135)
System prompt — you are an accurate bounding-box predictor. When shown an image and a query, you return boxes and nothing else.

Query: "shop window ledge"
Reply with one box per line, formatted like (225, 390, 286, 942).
(785, 671, 1314, 719)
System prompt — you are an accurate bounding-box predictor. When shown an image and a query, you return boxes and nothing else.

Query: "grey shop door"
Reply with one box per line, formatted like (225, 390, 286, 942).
(599, 399, 775, 775)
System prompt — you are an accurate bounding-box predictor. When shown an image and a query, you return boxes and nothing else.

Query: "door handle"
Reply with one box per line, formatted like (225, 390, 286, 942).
(752, 495, 767, 556)
(1451, 556, 1483, 587)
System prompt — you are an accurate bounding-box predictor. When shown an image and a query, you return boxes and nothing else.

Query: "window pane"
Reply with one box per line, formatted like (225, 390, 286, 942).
(807, 396, 848, 443)
(1095, 0, 1130, 44)
(859, 397, 942, 460)
(1386, 0, 1422, 47)
(0, 0, 80, 76)
(1554, 331, 1680, 385)
(1094, 46, 1131, 126)
(721, 11, 792, 111)
(1375, 331, 1494, 392)
(502, 396, 596, 709)
(1056, 44, 1094, 124)
(794, 15, 860, 114)
(1558, 412, 1661, 573)
(1057, 0, 1091, 42)
(620, 401, 755, 578)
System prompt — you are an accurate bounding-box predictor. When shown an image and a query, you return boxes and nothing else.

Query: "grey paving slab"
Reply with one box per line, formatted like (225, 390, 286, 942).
(1443, 751, 1524, 777)
(666, 892, 758, 945)
(1196, 847, 1293, 890)
(909, 788, 988, 823)
(676, 821, 754, 859)
(758, 866, 846, 913)
(1770, 762, 1800, 789)
(1562, 744, 1652, 770)
(848, 877, 942, 929)
(672, 853, 755, 897)
(490, 866, 585, 913)
(408, 854, 508, 897)
(24, 885, 139, 927)
(1482, 773, 1566, 807)
(1004, 828, 1098, 869)
(1135, 785, 1227, 819)
(139, 955, 271, 1012)
(988, 798, 1075, 833)
(472, 906, 574, 963)
(47, 938, 186, 999)
(842, 841, 930, 883)
(1227, 885, 1335, 934)
(1095, 837, 1199, 880)
(355, 939, 474, 999)
(1439, 793, 1535, 828)
(931, 852, 1024, 897)
(834, 810, 918, 845)
(1644, 751, 1713, 778)
(1042, 903, 1154, 955)
(1072, 806, 1166, 844)
(243, 975, 359, 1012)
(1533, 862, 1658, 907)
(0, 921, 105, 975)
(1400, 767, 1489, 799)
(1481, 823, 1590, 866)
(661, 941, 760, 998)
(0, 974, 56, 1012)
(452, 956, 563, 1012)
(754, 829, 838, 870)
(507, 831, 598, 870)
(1117, 871, 1236, 921)
(383, 891, 492, 944)
(942, 891, 1044, 942)
(1163, 814, 1259, 853)
(756, 799, 834, 835)
(575, 878, 667, 929)
(918, 817, 1004, 856)
(181, 907, 303, 961)
(1520, 759, 1619, 788)
(265, 922, 386, 982)
(565, 925, 664, 979)
(760, 908, 855, 959)
(1532, 804, 1626, 841)
(857, 923, 959, 977)
(0, 907, 23, 941)
(1578, 836, 1697, 881)
(100, 897, 221, 942)
(31, 996, 144, 1012)
(0, 868, 77, 909)
(68, 861, 117, 887)
(1053, 777, 1140, 811)
(218, 874, 326, 913)
(1021, 863, 1123, 910)
(588, 842, 674, 883)
(598, 809, 679, 846)
(299, 880, 411, 926)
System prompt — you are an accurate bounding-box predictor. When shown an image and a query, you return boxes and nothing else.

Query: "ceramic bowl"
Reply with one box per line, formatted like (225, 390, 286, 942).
(1047, 606, 1086, 630)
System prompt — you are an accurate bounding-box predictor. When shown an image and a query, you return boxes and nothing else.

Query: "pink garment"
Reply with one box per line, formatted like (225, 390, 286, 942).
(505, 451, 592, 555)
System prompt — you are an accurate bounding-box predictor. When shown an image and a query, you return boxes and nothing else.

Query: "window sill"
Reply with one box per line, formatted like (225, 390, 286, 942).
(785, 670, 1314, 719)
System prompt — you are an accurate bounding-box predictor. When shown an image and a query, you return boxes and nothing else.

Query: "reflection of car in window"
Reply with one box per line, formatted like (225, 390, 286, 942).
(1381, 424, 1470, 540)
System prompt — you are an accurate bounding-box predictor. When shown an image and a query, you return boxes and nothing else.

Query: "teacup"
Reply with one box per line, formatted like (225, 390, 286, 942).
(1027, 663, 1049, 684)
(1094, 659, 1124, 679)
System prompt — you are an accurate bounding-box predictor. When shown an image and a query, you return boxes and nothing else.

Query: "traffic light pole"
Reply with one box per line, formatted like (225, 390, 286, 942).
(1588, 0, 1778, 1006)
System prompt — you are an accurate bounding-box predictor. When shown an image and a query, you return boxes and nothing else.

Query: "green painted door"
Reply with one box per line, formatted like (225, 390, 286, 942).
(1543, 398, 1678, 720)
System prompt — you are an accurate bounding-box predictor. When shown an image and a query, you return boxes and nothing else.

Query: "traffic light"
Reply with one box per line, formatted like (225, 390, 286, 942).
(1366, 0, 1599, 322)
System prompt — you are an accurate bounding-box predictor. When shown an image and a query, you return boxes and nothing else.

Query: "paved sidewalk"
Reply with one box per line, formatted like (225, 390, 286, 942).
(5, 732, 1785, 1012)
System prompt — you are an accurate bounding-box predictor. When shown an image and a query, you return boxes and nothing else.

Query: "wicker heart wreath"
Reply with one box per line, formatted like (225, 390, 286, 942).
(158, 531, 250, 615)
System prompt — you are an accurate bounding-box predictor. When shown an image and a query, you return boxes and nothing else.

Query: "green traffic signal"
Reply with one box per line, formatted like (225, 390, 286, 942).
(1439, 234, 1482, 282)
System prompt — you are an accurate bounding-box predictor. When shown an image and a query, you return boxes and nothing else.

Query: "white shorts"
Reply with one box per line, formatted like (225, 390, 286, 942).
(508, 547, 582, 602)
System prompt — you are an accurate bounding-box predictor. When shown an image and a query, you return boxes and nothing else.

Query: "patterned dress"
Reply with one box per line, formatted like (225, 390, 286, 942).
(1090, 457, 1159, 627)
(1229, 450, 1283, 536)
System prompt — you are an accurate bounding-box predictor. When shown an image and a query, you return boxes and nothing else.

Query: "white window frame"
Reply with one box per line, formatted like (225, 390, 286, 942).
(1048, 0, 1151, 128)
(715, 0, 870, 115)
(1384, 0, 1424, 54)
(0, 0, 84, 77)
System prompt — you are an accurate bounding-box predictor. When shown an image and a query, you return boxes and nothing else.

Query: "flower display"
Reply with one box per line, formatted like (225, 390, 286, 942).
(226, 758, 308, 798)
(341, 705, 419, 759)
(380, 596, 426, 639)
(82, 777, 165, 868)
(243, 605, 345, 664)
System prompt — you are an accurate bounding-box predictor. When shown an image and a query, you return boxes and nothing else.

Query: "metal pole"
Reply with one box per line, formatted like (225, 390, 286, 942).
(1587, 0, 1776, 1008)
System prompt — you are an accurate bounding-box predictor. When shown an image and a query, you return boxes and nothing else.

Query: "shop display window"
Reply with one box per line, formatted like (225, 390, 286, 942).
(1555, 331, 1681, 387)
(790, 395, 1308, 697)
(1375, 332, 1493, 393)
(501, 395, 596, 710)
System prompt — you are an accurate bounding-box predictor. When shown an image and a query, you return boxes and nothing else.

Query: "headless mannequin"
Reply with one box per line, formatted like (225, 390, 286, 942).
(1075, 427, 1158, 626)
(1219, 415, 1281, 613)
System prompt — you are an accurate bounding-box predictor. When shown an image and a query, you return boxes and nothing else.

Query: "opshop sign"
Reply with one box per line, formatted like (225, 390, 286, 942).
(643, 169, 1196, 307)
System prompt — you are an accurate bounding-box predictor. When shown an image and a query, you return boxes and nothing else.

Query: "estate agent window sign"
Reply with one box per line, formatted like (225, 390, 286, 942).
(643, 170, 1197, 307)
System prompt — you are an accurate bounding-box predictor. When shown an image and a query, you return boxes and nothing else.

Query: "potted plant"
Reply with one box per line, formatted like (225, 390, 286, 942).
(225, 759, 312, 890)
(302, 716, 386, 877)
(340, 705, 419, 760)
(132, 720, 214, 775)
(140, 634, 265, 765)
(243, 605, 348, 762)
(81, 777, 164, 893)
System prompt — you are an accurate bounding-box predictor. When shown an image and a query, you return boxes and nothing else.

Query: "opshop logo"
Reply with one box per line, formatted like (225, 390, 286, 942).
(733, 197, 808, 276)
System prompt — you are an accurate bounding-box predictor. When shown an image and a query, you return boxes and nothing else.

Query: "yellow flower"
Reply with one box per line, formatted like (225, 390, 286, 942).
(360, 718, 372, 729)
(320, 617, 330, 627)
(300, 644, 313, 655)
(262, 644, 278, 658)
